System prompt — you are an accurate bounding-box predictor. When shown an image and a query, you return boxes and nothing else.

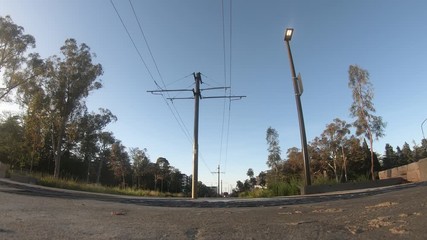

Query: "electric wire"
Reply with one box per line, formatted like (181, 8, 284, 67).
(129, 0, 165, 89)
(224, 0, 233, 174)
(111, 0, 212, 172)
(165, 73, 194, 88)
(128, 0, 193, 143)
(110, 0, 160, 89)
(112, 0, 190, 141)
(218, 0, 228, 171)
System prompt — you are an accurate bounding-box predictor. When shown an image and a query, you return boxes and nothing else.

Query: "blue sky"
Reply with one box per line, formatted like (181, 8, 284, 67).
(1, 0, 427, 191)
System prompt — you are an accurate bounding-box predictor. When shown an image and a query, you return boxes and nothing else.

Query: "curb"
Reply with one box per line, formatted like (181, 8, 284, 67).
(0, 178, 423, 208)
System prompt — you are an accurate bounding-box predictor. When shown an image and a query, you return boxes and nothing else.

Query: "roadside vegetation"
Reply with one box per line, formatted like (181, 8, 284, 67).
(1, 15, 427, 199)
(232, 65, 427, 198)
(36, 175, 185, 197)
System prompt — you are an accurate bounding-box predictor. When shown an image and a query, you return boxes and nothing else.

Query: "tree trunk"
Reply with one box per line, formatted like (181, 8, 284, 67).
(86, 155, 90, 183)
(96, 157, 103, 184)
(122, 172, 125, 188)
(341, 146, 348, 182)
(53, 118, 66, 179)
(30, 152, 34, 174)
(369, 134, 375, 180)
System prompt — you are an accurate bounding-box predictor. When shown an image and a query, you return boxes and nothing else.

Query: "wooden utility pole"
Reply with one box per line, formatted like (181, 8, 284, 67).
(211, 164, 225, 197)
(148, 72, 245, 199)
(192, 72, 201, 199)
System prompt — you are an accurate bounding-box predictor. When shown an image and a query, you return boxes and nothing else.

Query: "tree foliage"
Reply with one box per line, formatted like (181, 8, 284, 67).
(266, 127, 281, 169)
(348, 65, 386, 180)
(0, 16, 192, 196)
(0, 15, 36, 100)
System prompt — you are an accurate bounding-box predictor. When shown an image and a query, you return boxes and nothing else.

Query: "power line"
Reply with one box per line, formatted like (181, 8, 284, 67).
(128, 0, 201, 161)
(219, 0, 228, 169)
(110, 0, 159, 88)
(111, 0, 211, 173)
(148, 72, 245, 198)
(129, 0, 166, 89)
(112, 0, 191, 140)
(224, 0, 233, 174)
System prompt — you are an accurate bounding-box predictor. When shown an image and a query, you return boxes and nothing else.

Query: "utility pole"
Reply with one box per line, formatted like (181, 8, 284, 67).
(148, 72, 245, 199)
(192, 72, 201, 199)
(211, 164, 225, 197)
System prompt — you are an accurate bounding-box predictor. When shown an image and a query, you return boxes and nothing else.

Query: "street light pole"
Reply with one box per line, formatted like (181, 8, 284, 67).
(422, 118, 427, 141)
(284, 28, 311, 186)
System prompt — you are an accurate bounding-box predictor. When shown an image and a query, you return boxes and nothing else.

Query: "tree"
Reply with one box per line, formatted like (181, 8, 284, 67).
(168, 167, 184, 193)
(109, 141, 130, 187)
(256, 171, 267, 188)
(422, 139, 427, 159)
(266, 127, 282, 170)
(348, 65, 386, 180)
(23, 94, 49, 173)
(130, 147, 150, 188)
(246, 168, 256, 189)
(96, 131, 115, 184)
(414, 139, 427, 161)
(0, 115, 26, 168)
(77, 108, 117, 182)
(382, 144, 398, 169)
(318, 118, 351, 182)
(0, 15, 36, 101)
(155, 157, 170, 192)
(283, 147, 303, 179)
(41, 39, 103, 178)
(401, 142, 413, 165)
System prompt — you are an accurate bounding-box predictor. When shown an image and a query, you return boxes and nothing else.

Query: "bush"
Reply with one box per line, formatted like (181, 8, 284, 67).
(267, 178, 301, 196)
(247, 188, 274, 198)
(35, 175, 182, 197)
(313, 175, 337, 185)
(354, 174, 370, 183)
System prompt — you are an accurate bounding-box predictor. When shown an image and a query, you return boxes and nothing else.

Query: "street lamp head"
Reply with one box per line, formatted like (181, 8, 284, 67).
(284, 28, 294, 41)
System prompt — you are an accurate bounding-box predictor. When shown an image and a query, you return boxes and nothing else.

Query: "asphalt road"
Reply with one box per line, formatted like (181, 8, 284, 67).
(0, 179, 426, 239)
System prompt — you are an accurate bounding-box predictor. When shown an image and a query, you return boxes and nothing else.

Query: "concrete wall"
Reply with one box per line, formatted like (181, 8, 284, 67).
(379, 158, 427, 182)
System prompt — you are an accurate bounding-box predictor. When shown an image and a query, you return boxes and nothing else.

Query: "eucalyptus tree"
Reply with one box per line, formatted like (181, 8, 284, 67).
(0, 15, 36, 101)
(156, 157, 170, 192)
(246, 168, 256, 190)
(130, 147, 150, 188)
(266, 127, 282, 170)
(78, 108, 117, 182)
(283, 147, 303, 179)
(319, 118, 351, 182)
(96, 131, 115, 184)
(348, 65, 386, 180)
(256, 171, 267, 188)
(42, 39, 103, 178)
(23, 91, 49, 173)
(0, 115, 25, 168)
(109, 141, 130, 187)
(168, 167, 184, 193)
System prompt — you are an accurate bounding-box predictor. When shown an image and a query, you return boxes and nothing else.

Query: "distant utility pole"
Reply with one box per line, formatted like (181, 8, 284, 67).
(148, 72, 245, 199)
(211, 164, 225, 197)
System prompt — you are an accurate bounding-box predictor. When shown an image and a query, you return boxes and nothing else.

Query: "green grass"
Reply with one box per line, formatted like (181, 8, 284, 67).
(312, 175, 338, 185)
(36, 175, 185, 197)
(239, 178, 302, 198)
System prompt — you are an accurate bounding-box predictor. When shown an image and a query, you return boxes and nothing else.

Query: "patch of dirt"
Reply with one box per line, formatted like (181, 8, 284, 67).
(312, 208, 343, 213)
(368, 216, 393, 228)
(389, 225, 407, 234)
(365, 201, 398, 209)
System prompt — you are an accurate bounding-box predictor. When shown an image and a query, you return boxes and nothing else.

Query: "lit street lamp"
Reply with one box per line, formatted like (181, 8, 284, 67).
(284, 28, 311, 186)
